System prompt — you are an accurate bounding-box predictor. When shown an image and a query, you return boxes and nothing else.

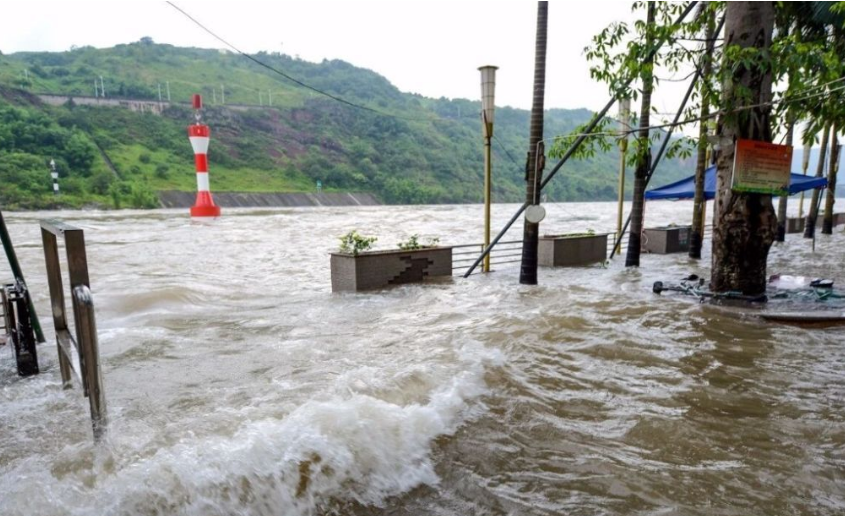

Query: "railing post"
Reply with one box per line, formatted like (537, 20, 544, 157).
(39, 220, 107, 441)
(73, 285, 107, 441)
(41, 226, 73, 388)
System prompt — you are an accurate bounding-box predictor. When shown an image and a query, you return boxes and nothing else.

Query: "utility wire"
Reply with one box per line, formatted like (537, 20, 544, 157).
(166, 1, 427, 122)
(545, 83, 845, 142)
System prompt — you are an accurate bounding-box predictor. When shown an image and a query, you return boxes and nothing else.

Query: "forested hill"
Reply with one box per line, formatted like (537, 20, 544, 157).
(0, 40, 695, 209)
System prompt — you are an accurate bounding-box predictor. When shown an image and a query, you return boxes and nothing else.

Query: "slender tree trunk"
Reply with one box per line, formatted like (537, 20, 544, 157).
(519, 1, 548, 285)
(804, 124, 830, 238)
(625, 3, 656, 268)
(775, 122, 794, 242)
(710, 1, 775, 295)
(823, 128, 840, 234)
(690, 7, 716, 259)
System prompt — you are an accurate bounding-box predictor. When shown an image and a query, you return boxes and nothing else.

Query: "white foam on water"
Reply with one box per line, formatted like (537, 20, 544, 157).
(0, 342, 502, 516)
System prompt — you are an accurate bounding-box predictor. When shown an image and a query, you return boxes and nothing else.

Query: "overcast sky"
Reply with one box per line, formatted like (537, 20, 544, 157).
(0, 1, 698, 116)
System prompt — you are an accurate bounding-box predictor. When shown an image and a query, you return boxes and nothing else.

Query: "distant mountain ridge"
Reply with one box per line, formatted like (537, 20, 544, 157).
(0, 40, 695, 209)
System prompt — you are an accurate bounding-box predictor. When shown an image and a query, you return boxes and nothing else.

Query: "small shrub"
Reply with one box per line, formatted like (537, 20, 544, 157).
(139, 153, 151, 164)
(339, 231, 377, 256)
(155, 164, 170, 178)
(398, 234, 440, 250)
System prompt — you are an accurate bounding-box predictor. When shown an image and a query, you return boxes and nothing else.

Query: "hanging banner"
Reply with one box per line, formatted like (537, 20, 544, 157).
(731, 139, 793, 195)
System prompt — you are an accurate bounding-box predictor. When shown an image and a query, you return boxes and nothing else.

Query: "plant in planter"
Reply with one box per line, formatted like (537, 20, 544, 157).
(331, 232, 452, 292)
(397, 234, 440, 250)
(339, 230, 378, 256)
(538, 231, 608, 267)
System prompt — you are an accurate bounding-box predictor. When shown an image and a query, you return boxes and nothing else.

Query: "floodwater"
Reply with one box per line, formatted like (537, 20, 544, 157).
(1, 201, 844, 516)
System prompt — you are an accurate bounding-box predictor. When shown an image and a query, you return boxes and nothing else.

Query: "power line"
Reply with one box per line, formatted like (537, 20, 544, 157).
(165, 1, 427, 122)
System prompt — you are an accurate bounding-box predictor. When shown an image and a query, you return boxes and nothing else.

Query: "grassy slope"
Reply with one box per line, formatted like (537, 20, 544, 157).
(0, 41, 695, 209)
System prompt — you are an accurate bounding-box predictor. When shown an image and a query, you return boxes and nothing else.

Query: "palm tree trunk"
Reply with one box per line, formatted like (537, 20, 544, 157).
(710, 1, 776, 295)
(775, 122, 794, 241)
(689, 7, 717, 259)
(804, 124, 830, 238)
(822, 128, 840, 234)
(519, 1, 548, 285)
(624, 2, 656, 268)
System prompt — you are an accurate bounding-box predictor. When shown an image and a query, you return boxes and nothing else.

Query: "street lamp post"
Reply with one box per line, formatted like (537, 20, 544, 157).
(479, 65, 498, 273)
(616, 98, 630, 255)
(50, 159, 59, 196)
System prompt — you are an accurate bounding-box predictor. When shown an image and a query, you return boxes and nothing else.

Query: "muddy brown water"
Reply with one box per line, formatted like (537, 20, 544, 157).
(1, 202, 843, 515)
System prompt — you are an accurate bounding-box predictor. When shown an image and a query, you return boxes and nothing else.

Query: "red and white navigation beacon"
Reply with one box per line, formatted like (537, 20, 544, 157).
(188, 94, 221, 219)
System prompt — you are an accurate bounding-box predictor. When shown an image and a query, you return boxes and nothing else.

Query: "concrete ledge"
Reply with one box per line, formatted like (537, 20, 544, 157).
(159, 191, 380, 208)
(331, 247, 453, 292)
(539, 234, 607, 267)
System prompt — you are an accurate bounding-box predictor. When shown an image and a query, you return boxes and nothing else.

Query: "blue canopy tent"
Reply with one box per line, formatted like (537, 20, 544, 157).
(645, 165, 828, 200)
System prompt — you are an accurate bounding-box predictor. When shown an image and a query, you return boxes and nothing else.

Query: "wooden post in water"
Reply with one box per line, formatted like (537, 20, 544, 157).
(804, 124, 830, 239)
(822, 128, 840, 234)
(625, 2, 656, 268)
(519, 1, 548, 285)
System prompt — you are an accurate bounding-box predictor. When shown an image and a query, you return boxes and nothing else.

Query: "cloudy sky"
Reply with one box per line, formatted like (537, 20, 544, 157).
(0, 1, 697, 117)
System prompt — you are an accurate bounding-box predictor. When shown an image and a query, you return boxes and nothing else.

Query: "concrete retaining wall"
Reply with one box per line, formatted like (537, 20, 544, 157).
(158, 190, 380, 208)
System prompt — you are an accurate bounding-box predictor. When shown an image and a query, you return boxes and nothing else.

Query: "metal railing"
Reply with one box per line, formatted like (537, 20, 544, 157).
(453, 239, 523, 276)
(40, 220, 107, 442)
(454, 225, 715, 276)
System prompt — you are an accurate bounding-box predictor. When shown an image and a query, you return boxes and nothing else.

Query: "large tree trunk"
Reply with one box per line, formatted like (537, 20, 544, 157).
(519, 1, 548, 285)
(822, 128, 840, 234)
(775, 122, 794, 242)
(804, 125, 830, 238)
(689, 7, 717, 259)
(625, 3, 656, 268)
(710, 2, 776, 295)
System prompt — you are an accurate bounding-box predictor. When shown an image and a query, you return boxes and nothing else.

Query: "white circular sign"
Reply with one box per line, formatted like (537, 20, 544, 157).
(525, 204, 546, 224)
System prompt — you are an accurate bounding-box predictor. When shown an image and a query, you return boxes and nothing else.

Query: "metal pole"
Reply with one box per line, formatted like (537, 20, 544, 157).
(616, 99, 630, 255)
(100, 76, 105, 98)
(483, 133, 492, 272)
(221, 84, 225, 104)
(166, 81, 171, 101)
(798, 141, 812, 218)
(0, 209, 44, 342)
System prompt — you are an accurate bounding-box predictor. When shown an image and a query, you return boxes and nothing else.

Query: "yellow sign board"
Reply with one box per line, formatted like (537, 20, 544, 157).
(731, 139, 793, 195)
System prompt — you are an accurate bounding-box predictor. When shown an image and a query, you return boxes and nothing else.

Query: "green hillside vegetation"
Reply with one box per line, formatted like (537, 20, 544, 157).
(0, 39, 695, 210)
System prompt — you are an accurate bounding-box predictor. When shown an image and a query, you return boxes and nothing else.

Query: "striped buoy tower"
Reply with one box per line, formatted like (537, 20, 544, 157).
(188, 94, 220, 218)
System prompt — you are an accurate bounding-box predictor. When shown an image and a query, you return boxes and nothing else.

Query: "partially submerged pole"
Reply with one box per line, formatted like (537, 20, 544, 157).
(798, 139, 812, 218)
(479, 66, 498, 273)
(0, 209, 45, 343)
(615, 99, 630, 255)
(775, 122, 795, 242)
(822, 128, 840, 234)
(519, 1, 548, 285)
(804, 124, 830, 239)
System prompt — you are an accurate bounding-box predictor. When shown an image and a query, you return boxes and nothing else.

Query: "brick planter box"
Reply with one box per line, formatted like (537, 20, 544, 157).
(643, 225, 691, 254)
(786, 217, 805, 234)
(330, 247, 452, 292)
(538, 234, 607, 267)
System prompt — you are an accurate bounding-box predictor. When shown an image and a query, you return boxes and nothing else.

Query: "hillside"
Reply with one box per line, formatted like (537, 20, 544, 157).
(0, 40, 696, 210)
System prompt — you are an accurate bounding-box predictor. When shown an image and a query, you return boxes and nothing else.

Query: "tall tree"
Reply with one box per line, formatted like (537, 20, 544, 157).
(804, 124, 830, 239)
(519, 1, 548, 285)
(690, 6, 717, 259)
(822, 128, 840, 234)
(625, 2, 656, 268)
(710, 1, 776, 295)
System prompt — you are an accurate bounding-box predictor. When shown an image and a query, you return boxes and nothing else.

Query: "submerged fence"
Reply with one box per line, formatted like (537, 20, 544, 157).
(451, 225, 714, 276)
